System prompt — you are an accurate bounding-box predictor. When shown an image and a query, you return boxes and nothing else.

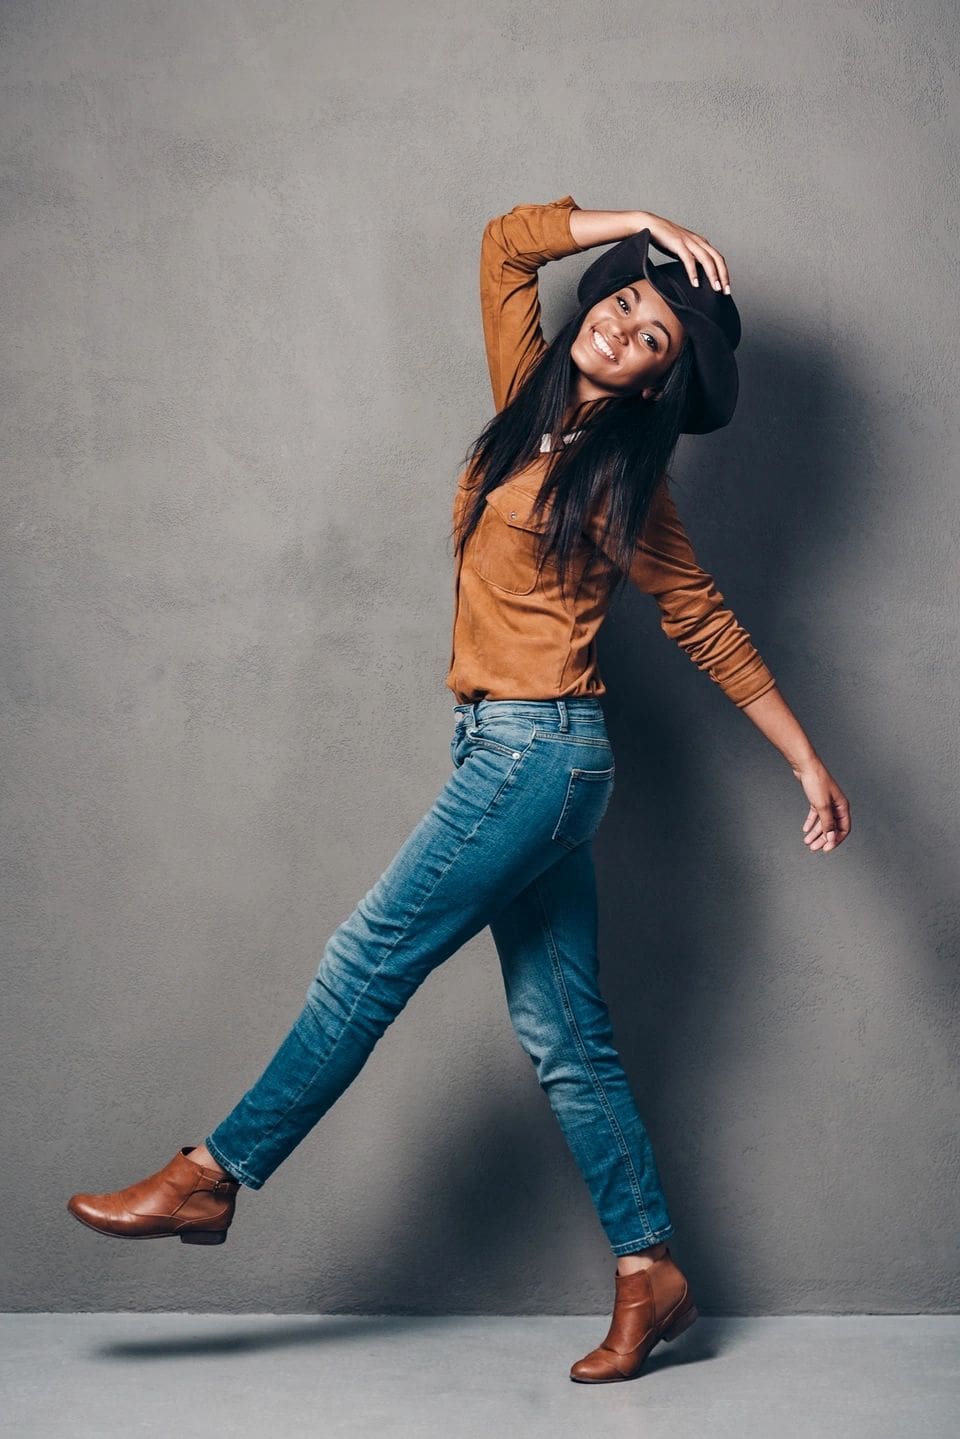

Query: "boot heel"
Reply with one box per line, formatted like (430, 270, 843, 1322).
(662, 1300, 698, 1341)
(180, 1230, 227, 1245)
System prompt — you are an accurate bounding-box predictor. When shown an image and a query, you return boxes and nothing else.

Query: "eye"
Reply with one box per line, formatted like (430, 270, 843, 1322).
(616, 294, 660, 351)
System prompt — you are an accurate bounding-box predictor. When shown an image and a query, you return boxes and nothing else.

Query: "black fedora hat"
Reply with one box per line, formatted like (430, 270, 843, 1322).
(576, 228, 742, 435)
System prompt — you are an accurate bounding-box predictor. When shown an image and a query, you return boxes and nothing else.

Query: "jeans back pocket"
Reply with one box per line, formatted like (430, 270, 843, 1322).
(551, 764, 616, 850)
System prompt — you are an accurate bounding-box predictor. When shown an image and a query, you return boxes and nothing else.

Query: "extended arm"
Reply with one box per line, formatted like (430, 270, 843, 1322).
(588, 478, 777, 710)
(585, 481, 851, 851)
(736, 687, 850, 852)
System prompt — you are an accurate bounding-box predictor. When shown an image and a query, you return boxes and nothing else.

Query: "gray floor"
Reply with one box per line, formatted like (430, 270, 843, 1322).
(2, 1313, 958, 1437)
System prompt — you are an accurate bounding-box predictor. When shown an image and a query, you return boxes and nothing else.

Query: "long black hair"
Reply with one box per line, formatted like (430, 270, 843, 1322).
(452, 297, 695, 602)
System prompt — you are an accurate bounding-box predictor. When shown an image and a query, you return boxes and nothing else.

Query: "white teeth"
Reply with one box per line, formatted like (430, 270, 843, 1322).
(592, 329, 616, 361)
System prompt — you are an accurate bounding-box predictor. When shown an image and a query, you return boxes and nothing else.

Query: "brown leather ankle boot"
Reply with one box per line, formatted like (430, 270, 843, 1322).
(67, 1146, 240, 1245)
(569, 1246, 698, 1382)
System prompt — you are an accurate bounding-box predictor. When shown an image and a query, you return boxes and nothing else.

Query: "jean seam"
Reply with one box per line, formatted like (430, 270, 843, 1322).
(468, 736, 530, 759)
(203, 1134, 262, 1190)
(532, 730, 613, 748)
(531, 876, 658, 1247)
(610, 1228, 674, 1255)
(230, 750, 531, 1181)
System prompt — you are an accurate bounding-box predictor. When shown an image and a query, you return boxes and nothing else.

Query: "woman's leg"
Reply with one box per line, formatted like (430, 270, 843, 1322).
(488, 838, 675, 1257)
(203, 715, 568, 1190)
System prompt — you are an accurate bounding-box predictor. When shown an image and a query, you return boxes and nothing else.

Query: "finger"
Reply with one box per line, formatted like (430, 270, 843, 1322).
(711, 247, 731, 294)
(686, 238, 727, 294)
(689, 236, 731, 292)
(833, 797, 852, 837)
(802, 806, 818, 833)
(818, 804, 838, 851)
(684, 239, 720, 290)
(672, 241, 701, 288)
(823, 794, 850, 846)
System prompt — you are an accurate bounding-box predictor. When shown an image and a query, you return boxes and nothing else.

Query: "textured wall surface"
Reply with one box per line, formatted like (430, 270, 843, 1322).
(2, 0, 957, 1314)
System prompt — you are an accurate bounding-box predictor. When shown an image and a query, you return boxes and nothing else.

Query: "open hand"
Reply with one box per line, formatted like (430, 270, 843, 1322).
(793, 757, 851, 853)
(637, 211, 732, 294)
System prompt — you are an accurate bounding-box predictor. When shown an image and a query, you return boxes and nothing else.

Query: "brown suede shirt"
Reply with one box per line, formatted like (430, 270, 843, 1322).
(444, 194, 777, 710)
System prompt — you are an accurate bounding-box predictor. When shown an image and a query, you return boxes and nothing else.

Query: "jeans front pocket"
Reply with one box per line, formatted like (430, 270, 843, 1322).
(551, 763, 616, 850)
(466, 713, 537, 759)
(450, 714, 468, 768)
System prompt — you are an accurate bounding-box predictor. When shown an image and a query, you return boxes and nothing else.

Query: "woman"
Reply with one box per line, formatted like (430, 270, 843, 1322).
(68, 195, 851, 1383)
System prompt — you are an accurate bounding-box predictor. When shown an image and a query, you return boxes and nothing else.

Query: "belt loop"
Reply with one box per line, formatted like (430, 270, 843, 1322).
(469, 700, 479, 729)
(556, 699, 568, 732)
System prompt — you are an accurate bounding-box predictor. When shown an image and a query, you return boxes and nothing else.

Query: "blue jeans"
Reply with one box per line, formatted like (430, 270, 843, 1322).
(205, 697, 674, 1256)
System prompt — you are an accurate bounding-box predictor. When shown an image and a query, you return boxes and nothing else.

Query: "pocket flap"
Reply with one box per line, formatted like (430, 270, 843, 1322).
(484, 485, 551, 534)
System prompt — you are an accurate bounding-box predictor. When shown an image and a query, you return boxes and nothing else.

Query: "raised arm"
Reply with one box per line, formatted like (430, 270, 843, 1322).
(479, 195, 583, 413)
(480, 197, 715, 413)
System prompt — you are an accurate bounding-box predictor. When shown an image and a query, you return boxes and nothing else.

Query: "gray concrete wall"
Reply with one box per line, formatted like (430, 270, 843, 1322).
(2, 1, 957, 1314)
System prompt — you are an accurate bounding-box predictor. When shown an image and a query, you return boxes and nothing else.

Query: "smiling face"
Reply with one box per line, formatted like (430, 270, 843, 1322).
(569, 279, 687, 406)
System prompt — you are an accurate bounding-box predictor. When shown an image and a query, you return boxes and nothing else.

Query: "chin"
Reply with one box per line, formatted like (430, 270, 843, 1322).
(572, 345, 610, 388)
(572, 359, 627, 399)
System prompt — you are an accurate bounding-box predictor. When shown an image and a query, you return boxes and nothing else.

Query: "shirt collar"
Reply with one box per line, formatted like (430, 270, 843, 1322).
(539, 429, 583, 453)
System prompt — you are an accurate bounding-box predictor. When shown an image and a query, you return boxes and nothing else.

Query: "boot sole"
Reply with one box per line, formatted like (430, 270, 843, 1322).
(569, 1296, 699, 1383)
(67, 1205, 229, 1245)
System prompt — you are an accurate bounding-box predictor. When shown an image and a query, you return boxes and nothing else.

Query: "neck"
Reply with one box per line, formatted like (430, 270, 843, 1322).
(562, 394, 608, 430)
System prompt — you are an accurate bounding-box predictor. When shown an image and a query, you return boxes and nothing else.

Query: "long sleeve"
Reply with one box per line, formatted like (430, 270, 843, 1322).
(586, 479, 778, 709)
(480, 194, 583, 414)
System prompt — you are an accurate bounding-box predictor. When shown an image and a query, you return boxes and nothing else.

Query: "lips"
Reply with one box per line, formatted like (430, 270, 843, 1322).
(590, 326, 618, 364)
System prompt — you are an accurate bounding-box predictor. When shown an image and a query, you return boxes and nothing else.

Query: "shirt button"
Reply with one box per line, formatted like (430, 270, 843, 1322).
(509, 511, 517, 519)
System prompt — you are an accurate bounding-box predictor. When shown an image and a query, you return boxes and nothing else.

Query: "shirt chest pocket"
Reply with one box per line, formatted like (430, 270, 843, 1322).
(472, 486, 554, 595)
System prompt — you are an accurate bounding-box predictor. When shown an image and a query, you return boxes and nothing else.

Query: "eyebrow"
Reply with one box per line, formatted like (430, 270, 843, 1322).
(626, 284, 673, 353)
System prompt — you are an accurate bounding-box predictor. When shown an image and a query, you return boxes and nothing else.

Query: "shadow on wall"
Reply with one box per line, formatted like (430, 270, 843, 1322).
(589, 318, 956, 1310)
(299, 1083, 599, 1314)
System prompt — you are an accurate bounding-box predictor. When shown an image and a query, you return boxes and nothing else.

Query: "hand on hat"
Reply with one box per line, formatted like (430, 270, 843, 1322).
(636, 211, 732, 295)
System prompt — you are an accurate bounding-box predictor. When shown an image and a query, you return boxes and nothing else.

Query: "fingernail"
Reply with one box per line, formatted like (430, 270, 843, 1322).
(724, 284, 731, 294)
(713, 280, 721, 290)
(692, 277, 699, 286)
